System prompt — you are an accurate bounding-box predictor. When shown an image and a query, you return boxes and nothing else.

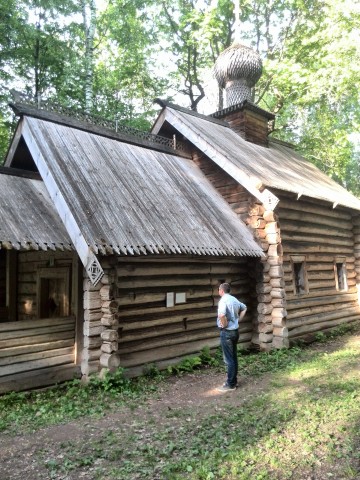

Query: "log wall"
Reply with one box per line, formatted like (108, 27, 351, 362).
(192, 151, 285, 350)
(276, 192, 360, 343)
(0, 250, 80, 393)
(16, 250, 75, 321)
(107, 256, 256, 375)
(0, 315, 79, 393)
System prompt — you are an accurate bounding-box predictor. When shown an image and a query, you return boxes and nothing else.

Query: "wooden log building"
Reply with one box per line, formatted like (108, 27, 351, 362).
(1, 43, 360, 393)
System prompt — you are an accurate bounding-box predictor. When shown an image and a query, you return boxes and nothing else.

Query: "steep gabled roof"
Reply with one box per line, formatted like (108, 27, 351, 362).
(0, 168, 72, 250)
(5, 112, 263, 261)
(152, 103, 360, 212)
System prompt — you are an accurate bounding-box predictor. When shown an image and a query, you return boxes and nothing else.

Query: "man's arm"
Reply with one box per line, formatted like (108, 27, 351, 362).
(219, 313, 228, 328)
(238, 307, 247, 322)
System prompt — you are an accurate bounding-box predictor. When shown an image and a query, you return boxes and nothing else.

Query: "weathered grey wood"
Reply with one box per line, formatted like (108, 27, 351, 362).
(0, 346, 74, 367)
(0, 364, 80, 394)
(0, 353, 74, 376)
(0, 331, 75, 349)
(0, 316, 75, 332)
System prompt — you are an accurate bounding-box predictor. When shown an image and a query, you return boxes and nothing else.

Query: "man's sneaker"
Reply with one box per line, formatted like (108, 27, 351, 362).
(217, 384, 236, 392)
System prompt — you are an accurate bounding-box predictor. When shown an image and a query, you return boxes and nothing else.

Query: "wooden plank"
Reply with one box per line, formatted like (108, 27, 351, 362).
(0, 353, 74, 377)
(287, 306, 360, 330)
(288, 315, 360, 338)
(0, 339, 74, 359)
(0, 330, 75, 349)
(0, 315, 75, 332)
(1, 322, 75, 341)
(0, 364, 81, 394)
(0, 346, 74, 367)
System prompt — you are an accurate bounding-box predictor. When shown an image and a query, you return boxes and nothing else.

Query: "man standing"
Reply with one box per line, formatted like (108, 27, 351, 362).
(217, 283, 247, 392)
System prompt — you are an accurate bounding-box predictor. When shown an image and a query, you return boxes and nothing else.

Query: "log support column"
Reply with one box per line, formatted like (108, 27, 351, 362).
(352, 215, 360, 305)
(246, 205, 288, 350)
(99, 266, 120, 376)
(81, 263, 120, 381)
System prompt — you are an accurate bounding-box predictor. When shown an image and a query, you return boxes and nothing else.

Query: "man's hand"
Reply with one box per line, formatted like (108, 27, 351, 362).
(219, 314, 228, 328)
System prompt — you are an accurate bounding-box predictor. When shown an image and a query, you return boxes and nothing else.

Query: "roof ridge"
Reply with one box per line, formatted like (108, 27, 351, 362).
(9, 101, 190, 158)
(154, 99, 229, 127)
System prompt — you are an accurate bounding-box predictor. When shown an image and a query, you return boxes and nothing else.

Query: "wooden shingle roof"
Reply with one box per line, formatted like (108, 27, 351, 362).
(7, 114, 263, 257)
(0, 168, 72, 250)
(153, 103, 360, 212)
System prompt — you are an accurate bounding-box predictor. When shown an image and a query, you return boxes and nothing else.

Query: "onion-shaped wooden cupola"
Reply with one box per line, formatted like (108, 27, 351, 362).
(213, 43, 263, 107)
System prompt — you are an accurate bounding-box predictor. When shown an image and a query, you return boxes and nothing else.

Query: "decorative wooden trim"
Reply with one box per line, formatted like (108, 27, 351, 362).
(21, 118, 104, 286)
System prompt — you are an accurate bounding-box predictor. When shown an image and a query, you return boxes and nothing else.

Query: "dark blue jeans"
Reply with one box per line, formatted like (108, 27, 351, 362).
(220, 329, 239, 388)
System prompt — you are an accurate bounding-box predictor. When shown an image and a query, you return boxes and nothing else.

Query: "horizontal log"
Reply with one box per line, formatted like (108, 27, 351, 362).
(281, 220, 352, 238)
(281, 232, 354, 247)
(0, 316, 75, 332)
(286, 301, 352, 320)
(0, 346, 74, 367)
(284, 254, 352, 264)
(0, 364, 80, 394)
(288, 315, 360, 338)
(282, 242, 353, 255)
(118, 329, 222, 361)
(0, 353, 74, 377)
(120, 338, 222, 369)
(0, 322, 75, 341)
(0, 330, 75, 350)
(287, 305, 360, 330)
(286, 292, 358, 311)
(277, 199, 352, 223)
(286, 286, 357, 302)
(0, 339, 74, 359)
(116, 262, 247, 278)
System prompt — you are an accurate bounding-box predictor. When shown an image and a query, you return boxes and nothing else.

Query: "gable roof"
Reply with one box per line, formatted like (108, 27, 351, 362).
(5, 111, 263, 260)
(0, 168, 72, 250)
(152, 103, 360, 212)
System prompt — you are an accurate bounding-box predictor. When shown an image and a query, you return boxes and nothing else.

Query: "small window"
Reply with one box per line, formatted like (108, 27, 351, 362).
(291, 256, 308, 295)
(334, 259, 348, 291)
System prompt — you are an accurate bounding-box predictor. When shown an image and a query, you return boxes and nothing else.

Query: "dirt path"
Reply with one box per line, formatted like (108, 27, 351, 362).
(0, 334, 358, 480)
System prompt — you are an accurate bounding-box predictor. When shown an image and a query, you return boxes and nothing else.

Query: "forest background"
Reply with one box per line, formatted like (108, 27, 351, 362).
(0, 0, 359, 194)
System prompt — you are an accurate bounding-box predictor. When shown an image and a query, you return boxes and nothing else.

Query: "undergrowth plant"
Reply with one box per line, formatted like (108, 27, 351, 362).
(0, 322, 358, 436)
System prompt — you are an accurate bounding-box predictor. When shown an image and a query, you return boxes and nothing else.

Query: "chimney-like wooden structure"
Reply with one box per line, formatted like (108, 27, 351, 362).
(213, 42, 274, 147)
(211, 101, 275, 147)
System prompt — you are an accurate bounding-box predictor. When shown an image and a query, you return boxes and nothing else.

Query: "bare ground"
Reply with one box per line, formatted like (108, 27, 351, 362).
(0, 334, 359, 480)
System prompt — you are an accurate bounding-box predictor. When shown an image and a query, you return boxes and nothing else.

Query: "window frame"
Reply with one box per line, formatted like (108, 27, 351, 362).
(334, 257, 348, 292)
(290, 255, 309, 296)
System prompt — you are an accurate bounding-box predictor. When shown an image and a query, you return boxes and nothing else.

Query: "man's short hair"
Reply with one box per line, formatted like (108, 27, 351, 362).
(219, 283, 231, 293)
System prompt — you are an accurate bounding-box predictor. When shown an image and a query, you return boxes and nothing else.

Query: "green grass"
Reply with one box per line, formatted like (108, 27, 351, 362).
(1, 324, 359, 479)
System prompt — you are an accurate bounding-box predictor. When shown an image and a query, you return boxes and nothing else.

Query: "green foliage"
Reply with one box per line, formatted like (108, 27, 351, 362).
(30, 330, 360, 480)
